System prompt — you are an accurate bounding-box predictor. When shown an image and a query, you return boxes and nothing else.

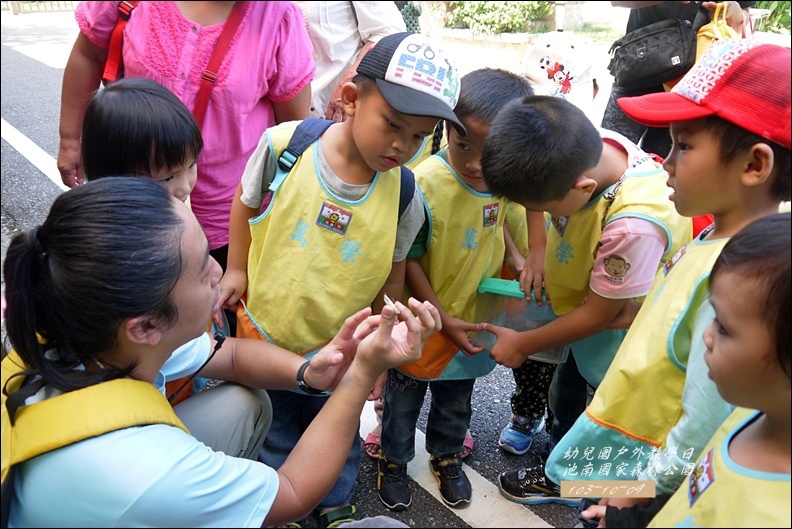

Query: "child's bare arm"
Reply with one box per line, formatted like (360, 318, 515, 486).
(486, 290, 627, 368)
(374, 259, 407, 315)
(405, 259, 483, 356)
(503, 223, 526, 279)
(218, 184, 259, 310)
(520, 210, 549, 304)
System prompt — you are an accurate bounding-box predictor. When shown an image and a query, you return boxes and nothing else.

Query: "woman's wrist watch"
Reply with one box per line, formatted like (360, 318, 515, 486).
(296, 360, 330, 396)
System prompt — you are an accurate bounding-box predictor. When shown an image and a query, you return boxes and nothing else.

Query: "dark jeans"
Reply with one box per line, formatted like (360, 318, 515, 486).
(381, 369, 475, 463)
(259, 390, 361, 508)
(601, 84, 672, 159)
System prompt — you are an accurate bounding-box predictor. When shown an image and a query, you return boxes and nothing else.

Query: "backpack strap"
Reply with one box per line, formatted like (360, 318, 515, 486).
(101, 0, 139, 85)
(398, 166, 415, 219)
(270, 118, 334, 193)
(4, 377, 188, 471)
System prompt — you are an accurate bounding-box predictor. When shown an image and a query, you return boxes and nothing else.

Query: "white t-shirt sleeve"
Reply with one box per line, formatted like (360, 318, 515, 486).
(240, 132, 278, 210)
(590, 217, 668, 299)
(351, 2, 407, 42)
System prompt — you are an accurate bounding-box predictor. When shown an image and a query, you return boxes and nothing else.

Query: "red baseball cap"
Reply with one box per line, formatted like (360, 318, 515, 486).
(618, 39, 791, 149)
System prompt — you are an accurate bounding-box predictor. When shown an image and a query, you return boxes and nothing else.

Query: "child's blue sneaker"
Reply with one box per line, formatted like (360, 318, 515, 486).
(498, 415, 545, 455)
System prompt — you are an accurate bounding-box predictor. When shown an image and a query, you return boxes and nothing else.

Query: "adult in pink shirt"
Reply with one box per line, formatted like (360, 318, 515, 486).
(57, 1, 315, 261)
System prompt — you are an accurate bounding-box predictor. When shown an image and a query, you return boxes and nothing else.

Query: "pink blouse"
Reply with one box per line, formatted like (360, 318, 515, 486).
(77, 2, 315, 249)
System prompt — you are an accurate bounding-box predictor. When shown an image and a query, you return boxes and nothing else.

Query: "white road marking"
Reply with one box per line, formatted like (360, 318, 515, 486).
(1, 118, 68, 191)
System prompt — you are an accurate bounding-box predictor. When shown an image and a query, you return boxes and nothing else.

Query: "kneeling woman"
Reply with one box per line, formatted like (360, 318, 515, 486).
(1, 177, 440, 527)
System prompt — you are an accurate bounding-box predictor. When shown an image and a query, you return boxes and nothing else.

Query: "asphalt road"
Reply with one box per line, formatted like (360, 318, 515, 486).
(0, 7, 581, 528)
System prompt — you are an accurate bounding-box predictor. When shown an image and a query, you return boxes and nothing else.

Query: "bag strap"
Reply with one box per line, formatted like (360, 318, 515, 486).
(271, 117, 415, 218)
(192, 1, 249, 128)
(397, 165, 415, 219)
(101, 0, 139, 85)
(271, 118, 335, 193)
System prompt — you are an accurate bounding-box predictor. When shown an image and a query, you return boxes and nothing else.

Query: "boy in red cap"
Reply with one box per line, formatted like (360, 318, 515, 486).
(504, 38, 790, 520)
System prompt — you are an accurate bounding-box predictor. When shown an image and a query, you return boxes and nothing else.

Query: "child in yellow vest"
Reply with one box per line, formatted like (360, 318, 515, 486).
(481, 95, 693, 505)
(582, 213, 791, 527)
(217, 32, 464, 525)
(518, 39, 791, 509)
(375, 68, 535, 511)
(496, 27, 603, 460)
(649, 213, 791, 528)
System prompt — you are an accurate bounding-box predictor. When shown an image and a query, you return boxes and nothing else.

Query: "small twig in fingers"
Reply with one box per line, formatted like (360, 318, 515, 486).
(383, 294, 401, 319)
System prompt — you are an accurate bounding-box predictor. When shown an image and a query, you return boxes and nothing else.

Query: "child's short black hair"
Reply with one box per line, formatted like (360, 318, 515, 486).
(481, 95, 602, 204)
(711, 213, 791, 377)
(432, 68, 534, 154)
(454, 68, 534, 125)
(82, 78, 203, 181)
(351, 73, 377, 99)
(705, 116, 791, 202)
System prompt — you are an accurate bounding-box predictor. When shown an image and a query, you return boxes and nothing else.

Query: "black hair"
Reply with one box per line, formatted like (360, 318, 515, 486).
(351, 73, 377, 99)
(432, 68, 534, 155)
(704, 115, 791, 202)
(481, 95, 603, 204)
(81, 78, 203, 180)
(710, 213, 791, 377)
(3, 177, 184, 393)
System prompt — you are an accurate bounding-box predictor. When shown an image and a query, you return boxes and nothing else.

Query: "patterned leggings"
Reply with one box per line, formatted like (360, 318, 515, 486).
(510, 359, 556, 432)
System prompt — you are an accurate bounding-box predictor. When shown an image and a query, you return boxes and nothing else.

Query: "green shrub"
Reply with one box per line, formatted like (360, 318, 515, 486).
(754, 1, 791, 33)
(446, 1, 554, 34)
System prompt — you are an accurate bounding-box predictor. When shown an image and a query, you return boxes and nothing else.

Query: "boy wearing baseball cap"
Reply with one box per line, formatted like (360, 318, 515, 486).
(519, 38, 791, 518)
(218, 32, 464, 527)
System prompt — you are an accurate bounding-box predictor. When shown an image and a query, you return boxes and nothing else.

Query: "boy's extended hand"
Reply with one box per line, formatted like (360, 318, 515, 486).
(519, 249, 549, 305)
(444, 315, 486, 357)
(217, 268, 248, 312)
(482, 324, 528, 368)
(580, 502, 607, 528)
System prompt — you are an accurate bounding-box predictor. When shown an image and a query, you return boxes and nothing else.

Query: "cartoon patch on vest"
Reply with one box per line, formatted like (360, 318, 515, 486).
(688, 448, 715, 506)
(317, 201, 352, 235)
(483, 203, 499, 228)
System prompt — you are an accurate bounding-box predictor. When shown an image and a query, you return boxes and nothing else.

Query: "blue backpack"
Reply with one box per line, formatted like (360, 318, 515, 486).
(271, 118, 415, 219)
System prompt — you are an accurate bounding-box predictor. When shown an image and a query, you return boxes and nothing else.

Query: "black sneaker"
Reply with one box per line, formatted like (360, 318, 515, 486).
(377, 455, 411, 511)
(498, 464, 580, 507)
(429, 455, 472, 507)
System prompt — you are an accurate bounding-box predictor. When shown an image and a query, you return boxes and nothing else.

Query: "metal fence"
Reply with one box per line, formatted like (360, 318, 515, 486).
(4, 1, 78, 14)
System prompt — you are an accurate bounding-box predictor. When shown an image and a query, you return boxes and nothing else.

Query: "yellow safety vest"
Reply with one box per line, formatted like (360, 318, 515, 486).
(1, 351, 187, 486)
(585, 235, 728, 447)
(238, 121, 401, 355)
(398, 154, 505, 379)
(649, 408, 791, 528)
